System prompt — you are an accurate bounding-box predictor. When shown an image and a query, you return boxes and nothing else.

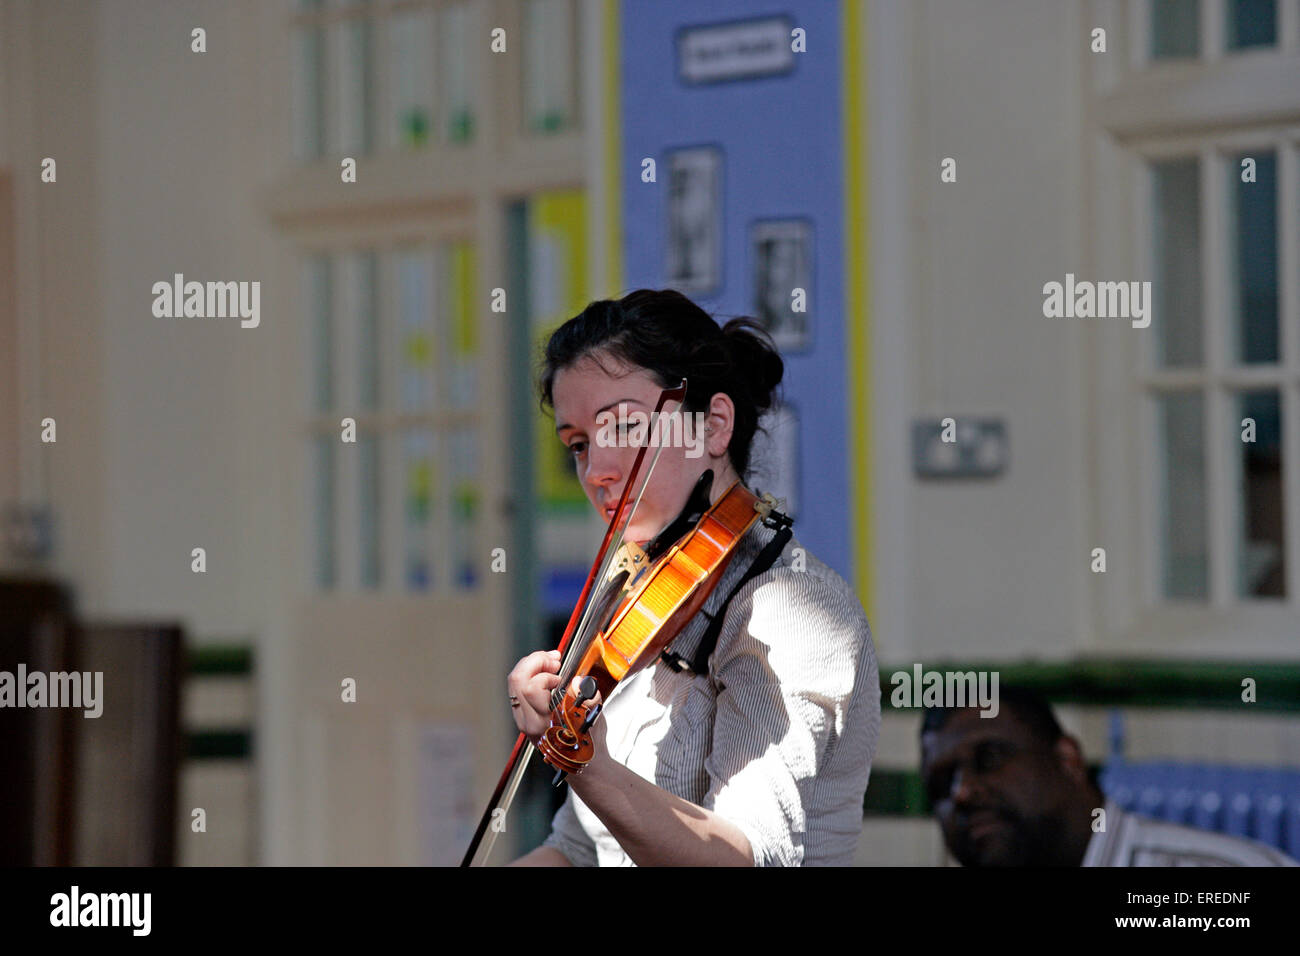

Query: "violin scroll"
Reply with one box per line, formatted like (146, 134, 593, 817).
(538, 677, 600, 777)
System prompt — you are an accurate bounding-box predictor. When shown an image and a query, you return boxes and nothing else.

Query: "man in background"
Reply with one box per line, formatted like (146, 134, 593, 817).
(920, 686, 1297, 866)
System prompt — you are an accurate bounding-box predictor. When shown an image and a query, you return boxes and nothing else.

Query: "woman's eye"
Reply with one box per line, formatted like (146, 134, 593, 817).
(568, 441, 587, 458)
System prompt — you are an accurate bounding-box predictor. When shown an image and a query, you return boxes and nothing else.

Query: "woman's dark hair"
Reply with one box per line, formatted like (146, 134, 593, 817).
(538, 288, 785, 483)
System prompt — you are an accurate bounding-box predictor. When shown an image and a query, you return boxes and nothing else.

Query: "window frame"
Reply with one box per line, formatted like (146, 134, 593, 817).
(290, 0, 489, 160)
(1086, 0, 1300, 654)
(298, 224, 483, 596)
(1128, 0, 1298, 69)
(1134, 131, 1298, 609)
(518, 0, 583, 137)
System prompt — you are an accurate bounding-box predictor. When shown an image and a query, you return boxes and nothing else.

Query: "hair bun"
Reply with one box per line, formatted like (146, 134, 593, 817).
(720, 317, 784, 412)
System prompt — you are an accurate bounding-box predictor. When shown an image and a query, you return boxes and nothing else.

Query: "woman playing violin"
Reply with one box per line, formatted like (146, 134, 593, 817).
(507, 288, 880, 867)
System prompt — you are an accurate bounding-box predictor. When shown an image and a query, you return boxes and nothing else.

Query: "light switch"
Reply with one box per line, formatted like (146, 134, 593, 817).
(911, 418, 1007, 478)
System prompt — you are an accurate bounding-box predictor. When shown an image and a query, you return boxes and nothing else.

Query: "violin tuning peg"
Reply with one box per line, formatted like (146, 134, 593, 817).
(575, 675, 598, 706)
(579, 703, 602, 733)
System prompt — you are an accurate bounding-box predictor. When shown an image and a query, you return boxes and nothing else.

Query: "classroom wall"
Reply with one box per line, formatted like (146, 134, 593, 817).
(898, 0, 1089, 664)
(865, 0, 1299, 865)
(620, 0, 855, 579)
(92, 0, 290, 640)
(2, 0, 291, 641)
(3, 0, 290, 864)
(1, 0, 109, 603)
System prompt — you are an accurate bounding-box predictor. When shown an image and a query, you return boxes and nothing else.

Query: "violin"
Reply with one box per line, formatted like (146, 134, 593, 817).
(460, 380, 781, 866)
(538, 475, 772, 776)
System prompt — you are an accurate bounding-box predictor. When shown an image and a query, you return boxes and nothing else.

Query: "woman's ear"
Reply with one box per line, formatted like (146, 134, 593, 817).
(705, 393, 735, 456)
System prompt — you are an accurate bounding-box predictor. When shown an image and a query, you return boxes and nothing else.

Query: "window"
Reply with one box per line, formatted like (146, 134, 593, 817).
(1151, 0, 1201, 58)
(1087, 0, 1300, 643)
(292, 0, 477, 160)
(303, 242, 482, 593)
(334, 2, 376, 156)
(1226, 0, 1278, 49)
(522, 0, 579, 134)
(439, 3, 475, 144)
(388, 7, 436, 148)
(295, 11, 328, 160)
(1146, 0, 1291, 62)
(1142, 140, 1292, 604)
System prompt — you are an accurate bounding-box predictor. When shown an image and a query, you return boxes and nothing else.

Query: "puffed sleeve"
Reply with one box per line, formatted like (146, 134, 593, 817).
(700, 566, 874, 867)
(540, 790, 598, 866)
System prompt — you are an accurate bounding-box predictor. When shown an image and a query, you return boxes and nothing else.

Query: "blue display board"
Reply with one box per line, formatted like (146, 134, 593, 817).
(620, 0, 853, 580)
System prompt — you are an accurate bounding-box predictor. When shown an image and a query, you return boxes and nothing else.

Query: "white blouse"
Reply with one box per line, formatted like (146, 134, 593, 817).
(541, 518, 881, 866)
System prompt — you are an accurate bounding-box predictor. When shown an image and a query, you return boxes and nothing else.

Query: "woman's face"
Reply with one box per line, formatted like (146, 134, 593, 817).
(552, 352, 738, 546)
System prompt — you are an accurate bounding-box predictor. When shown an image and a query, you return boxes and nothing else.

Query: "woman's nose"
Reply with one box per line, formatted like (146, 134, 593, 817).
(582, 440, 624, 488)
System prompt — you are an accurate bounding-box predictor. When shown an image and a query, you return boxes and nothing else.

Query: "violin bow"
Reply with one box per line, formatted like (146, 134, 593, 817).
(460, 379, 688, 867)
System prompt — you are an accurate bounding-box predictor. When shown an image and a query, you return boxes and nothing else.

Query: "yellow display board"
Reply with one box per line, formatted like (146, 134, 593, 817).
(530, 190, 591, 512)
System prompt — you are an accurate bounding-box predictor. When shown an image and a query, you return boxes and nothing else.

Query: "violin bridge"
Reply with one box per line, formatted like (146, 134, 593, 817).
(607, 541, 648, 582)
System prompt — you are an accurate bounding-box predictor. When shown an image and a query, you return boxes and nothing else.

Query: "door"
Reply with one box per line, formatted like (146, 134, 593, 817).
(283, 214, 512, 865)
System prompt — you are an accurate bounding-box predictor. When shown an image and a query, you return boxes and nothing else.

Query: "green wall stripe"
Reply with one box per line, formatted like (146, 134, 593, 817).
(187, 730, 251, 760)
(188, 646, 253, 676)
(880, 659, 1300, 712)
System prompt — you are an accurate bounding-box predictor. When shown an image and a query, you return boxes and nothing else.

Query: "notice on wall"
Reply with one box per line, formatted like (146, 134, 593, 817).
(417, 723, 475, 866)
(677, 17, 795, 84)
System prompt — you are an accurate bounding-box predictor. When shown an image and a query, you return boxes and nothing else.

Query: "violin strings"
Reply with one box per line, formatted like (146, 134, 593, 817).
(483, 401, 683, 863)
(554, 406, 675, 691)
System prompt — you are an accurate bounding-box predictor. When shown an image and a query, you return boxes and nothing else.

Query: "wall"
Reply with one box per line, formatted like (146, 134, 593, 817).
(1, 0, 108, 600)
(900, 0, 1089, 664)
(1, 0, 290, 637)
(2, 0, 292, 863)
(620, 0, 856, 579)
(93, 0, 290, 640)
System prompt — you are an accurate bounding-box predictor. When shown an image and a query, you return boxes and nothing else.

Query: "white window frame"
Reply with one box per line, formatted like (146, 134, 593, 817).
(519, 0, 582, 137)
(290, 0, 487, 160)
(1128, 0, 1299, 68)
(1086, 0, 1300, 655)
(299, 228, 482, 596)
(1135, 132, 1299, 602)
